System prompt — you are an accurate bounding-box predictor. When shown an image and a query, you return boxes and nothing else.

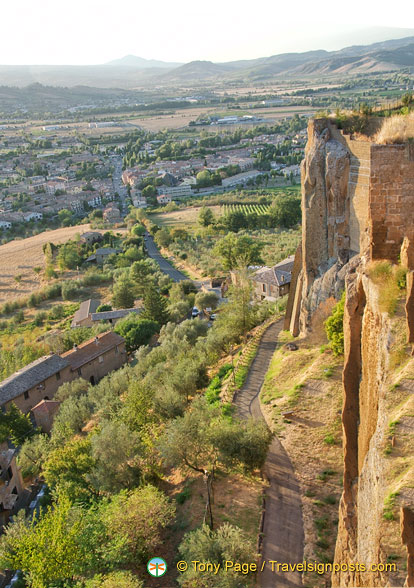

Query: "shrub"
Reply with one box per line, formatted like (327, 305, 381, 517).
(367, 261, 407, 315)
(33, 311, 47, 326)
(324, 292, 345, 355)
(374, 112, 414, 144)
(62, 280, 85, 301)
(45, 265, 58, 280)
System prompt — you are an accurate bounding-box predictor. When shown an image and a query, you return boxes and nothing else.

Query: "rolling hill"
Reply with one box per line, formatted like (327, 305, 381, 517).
(0, 35, 413, 88)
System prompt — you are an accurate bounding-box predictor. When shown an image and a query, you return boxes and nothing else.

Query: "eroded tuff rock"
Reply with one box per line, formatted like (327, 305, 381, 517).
(288, 118, 414, 587)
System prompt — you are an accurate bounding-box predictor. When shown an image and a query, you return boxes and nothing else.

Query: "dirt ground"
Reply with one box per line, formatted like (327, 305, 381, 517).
(151, 205, 221, 229)
(0, 224, 93, 303)
(260, 326, 344, 587)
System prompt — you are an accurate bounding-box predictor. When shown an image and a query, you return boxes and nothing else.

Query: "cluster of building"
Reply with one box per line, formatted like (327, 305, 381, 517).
(124, 132, 305, 207)
(0, 146, 120, 230)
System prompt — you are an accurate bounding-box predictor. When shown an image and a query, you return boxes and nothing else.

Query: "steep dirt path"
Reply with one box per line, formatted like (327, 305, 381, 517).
(235, 320, 304, 588)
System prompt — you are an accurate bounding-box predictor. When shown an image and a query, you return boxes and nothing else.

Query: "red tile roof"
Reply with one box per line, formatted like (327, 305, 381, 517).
(61, 331, 125, 370)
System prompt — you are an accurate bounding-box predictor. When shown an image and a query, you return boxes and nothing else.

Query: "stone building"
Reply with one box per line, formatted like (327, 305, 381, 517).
(0, 332, 127, 412)
(71, 299, 101, 327)
(0, 354, 72, 413)
(251, 256, 294, 301)
(0, 444, 25, 528)
(61, 331, 126, 386)
(31, 399, 61, 434)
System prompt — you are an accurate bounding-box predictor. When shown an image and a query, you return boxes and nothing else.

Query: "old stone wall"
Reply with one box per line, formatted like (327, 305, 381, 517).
(287, 117, 414, 586)
(370, 144, 414, 262)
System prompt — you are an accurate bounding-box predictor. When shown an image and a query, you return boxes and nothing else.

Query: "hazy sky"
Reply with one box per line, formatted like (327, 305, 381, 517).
(2, 0, 414, 64)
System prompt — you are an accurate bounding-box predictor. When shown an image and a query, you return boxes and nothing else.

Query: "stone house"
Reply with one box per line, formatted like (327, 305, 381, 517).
(31, 399, 61, 434)
(90, 308, 141, 326)
(251, 255, 295, 301)
(80, 231, 103, 246)
(61, 331, 127, 386)
(0, 354, 72, 414)
(0, 444, 25, 528)
(86, 247, 121, 264)
(71, 299, 101, 327)
(0, 332, 127, 412)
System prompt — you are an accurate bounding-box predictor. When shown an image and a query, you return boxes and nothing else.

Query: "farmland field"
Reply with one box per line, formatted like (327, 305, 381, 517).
(0, 224, 127, 304)
(150, 206, 222, 229)
(221, 203, 270, 216)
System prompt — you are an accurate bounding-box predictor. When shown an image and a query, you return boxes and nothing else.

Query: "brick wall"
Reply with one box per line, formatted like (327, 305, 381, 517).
(370, 144, 414, 262)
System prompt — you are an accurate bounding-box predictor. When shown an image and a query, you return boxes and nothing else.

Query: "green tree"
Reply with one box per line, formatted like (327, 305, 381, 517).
(0, 498, 85, 588)
(112, 278, 136, 309)
(131, 224, 146, 237)
(142, 185, 156, 198)
(114, 315, 159, 352)
(324, 291, 345, 355)
(213, 234, 263, 270)
(96, 304, 112, 312)
(18, 434, 50, 478)
(177, 523, 256, 588)
(154, 227, 171, 249)
(142, 285, 169, 325)
(43, 437, 96, 502)
(195, 291, 219, 310)
(103, 485, 175, 564)
(129, 259, 155, 288)
(0, 403, 33, 446)
(89, 421, 141, 493)
(57, 241, 81, 270)
(198, 206, 215, 227)
(269, 195, 301, 228)
(58, 208, 74, 227)
(223, 211, 248, 232)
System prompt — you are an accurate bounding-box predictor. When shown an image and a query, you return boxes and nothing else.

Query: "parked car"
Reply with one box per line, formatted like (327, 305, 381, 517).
(191, 307, 200, 318)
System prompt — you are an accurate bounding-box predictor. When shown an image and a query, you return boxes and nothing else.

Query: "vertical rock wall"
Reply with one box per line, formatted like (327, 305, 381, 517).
(289, 118, 414, 587)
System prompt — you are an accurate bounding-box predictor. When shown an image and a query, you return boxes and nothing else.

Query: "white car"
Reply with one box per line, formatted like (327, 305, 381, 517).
(191, 307, 200, 318)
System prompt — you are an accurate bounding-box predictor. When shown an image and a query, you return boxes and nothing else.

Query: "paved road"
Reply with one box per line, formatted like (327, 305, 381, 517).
(145, 234, 188, 282)
(235, 320, 304, 588)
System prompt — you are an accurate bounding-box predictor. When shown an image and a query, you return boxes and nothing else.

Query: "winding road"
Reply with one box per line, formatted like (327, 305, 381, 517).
(235, 320, 304, 588)
(144, 233, 188, 282)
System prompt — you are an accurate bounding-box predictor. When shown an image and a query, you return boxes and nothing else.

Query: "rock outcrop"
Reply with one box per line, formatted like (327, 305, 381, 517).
(287, 117, 414, 587)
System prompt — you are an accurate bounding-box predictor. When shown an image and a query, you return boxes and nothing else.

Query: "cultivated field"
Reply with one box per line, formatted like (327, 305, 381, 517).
(222, 203, 270, 216)
(151, 205, 221, 228)
(0, 224, 93, 303)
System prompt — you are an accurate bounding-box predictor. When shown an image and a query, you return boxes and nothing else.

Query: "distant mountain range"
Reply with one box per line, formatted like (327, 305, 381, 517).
(105, 55, 182, 69)
(0, 35, 413, 89)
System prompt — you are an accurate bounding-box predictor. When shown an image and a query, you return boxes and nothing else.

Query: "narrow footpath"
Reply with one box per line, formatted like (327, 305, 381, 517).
(235, 320, 304, 588)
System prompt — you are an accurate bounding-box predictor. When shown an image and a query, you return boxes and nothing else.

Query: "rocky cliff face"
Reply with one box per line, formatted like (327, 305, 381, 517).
(294, 119, 359, 334)
(290, 118, 414, 587)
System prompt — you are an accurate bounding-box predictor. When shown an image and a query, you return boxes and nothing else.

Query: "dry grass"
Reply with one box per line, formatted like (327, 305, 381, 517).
(151, 206, 221, 229)
(260, 317, 344, 587)
(367, 260, 406, 315)
(0, 224, 97, 303)
(374, 112, 414, 144)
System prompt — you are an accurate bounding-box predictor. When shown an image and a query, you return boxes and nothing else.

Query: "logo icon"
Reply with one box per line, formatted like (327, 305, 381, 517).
(147, 557, 167, 577)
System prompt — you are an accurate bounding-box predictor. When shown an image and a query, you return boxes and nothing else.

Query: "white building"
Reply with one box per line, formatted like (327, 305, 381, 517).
(221, 170, 263, 188)
(157, 194, 172, 205)
(156, 183, 192, 199)
(24, 212, 43, 222)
